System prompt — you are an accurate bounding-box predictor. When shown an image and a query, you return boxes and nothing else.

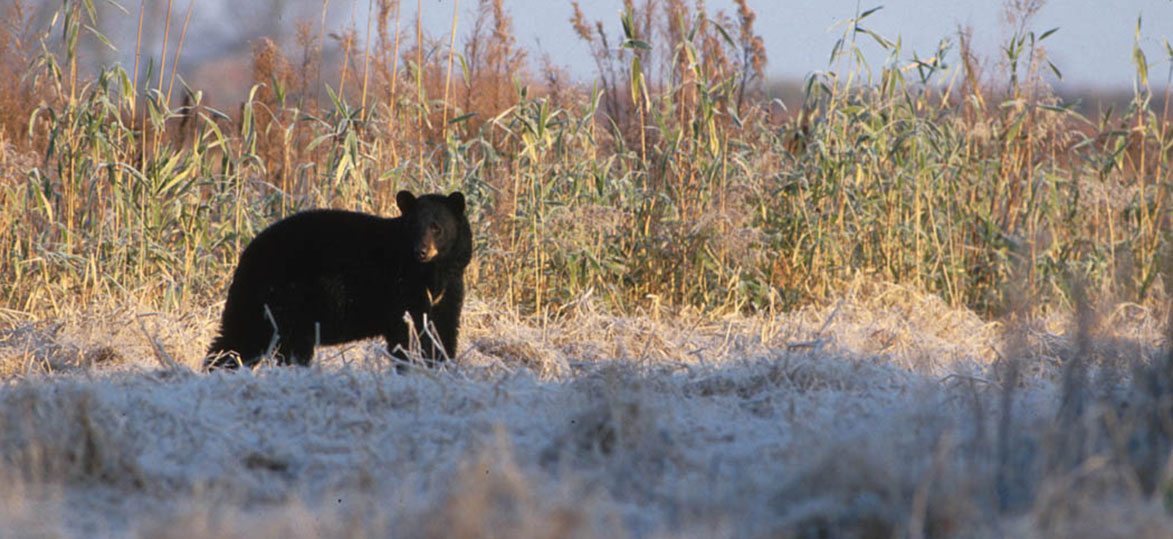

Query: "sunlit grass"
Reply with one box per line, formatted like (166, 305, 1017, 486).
(0, 0, 1170, 321)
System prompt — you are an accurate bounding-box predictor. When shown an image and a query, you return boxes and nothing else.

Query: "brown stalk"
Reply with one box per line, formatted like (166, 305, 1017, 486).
(135, 0, 147, 174)
(165, 0, 195, 108)
(360, 0, 374, 118)
(339, 1, 357, 96)
(146, 0, 176, 166)
(415, 0, 423, 179)
(390, 0, 404, 166)
(442, 0, 460, 142)
(339, 30, 354, 97)
(132, 0, 146, 107)
(157, 0, 174, 93)
(318, 0, 332, 98)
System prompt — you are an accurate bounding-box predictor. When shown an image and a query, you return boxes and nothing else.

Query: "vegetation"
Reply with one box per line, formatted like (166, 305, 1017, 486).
(1, 0, 1171, 319)
(5, 2, 1173, 536)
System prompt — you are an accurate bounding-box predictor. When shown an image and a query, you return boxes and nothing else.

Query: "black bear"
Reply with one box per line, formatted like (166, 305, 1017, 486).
(205, 190, 471, 369)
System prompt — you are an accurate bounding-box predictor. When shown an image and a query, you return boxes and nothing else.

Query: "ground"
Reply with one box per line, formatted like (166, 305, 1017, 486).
(1, 280, 1171, 537)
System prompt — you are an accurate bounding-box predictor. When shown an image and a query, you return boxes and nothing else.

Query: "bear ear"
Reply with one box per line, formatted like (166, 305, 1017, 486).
(446, 191, 466, 214)
(396, 190, 416, 213)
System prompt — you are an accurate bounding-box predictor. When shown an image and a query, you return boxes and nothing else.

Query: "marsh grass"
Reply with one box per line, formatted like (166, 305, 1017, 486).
(0, 0, 1171, 322)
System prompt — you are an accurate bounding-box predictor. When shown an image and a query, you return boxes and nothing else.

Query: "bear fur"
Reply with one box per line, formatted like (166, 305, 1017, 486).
(205, 190, 471, 369)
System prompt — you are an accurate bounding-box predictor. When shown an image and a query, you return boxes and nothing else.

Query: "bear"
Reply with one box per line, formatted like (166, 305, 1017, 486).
(205, 190, 471, 370)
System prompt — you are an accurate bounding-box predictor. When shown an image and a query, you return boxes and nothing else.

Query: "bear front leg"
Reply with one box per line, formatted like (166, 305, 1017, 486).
(426, 283, 463, 363)
(382, 312, 417, 370)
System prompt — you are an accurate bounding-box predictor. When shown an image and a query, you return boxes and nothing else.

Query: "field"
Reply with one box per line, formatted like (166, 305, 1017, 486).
(3, 0, 1173, 536)
(2, 282, 1170, 537)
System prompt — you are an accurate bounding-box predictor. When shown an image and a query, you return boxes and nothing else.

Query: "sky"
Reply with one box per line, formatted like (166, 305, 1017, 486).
(83, 0, 1173, 96)
(432, 0, 1173, 89)
(586, 1, 1171, 89)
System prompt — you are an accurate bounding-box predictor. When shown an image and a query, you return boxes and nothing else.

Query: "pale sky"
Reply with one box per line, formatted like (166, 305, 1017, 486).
(552, 0, 1173, 89)
(89, 0, 1173, 93)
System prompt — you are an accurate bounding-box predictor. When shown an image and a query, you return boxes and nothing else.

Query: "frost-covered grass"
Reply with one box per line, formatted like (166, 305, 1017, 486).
(3, 282, 1172, 537)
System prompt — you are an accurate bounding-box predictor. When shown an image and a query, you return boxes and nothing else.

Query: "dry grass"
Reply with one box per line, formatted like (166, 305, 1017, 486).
(3, 0, 1173, 320)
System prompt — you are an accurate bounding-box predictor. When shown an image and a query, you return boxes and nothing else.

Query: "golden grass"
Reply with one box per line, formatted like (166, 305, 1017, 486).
(0, 0, 1170, 323)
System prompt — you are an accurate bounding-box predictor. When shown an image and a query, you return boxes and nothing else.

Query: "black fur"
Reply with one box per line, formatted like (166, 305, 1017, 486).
(206, 191, 471, 369)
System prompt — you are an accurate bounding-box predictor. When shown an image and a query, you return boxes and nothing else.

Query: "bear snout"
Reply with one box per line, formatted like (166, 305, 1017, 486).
(416, 244, 438, 262)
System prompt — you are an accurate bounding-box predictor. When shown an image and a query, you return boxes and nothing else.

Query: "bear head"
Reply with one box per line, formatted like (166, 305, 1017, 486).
(397, 190, 469, 264)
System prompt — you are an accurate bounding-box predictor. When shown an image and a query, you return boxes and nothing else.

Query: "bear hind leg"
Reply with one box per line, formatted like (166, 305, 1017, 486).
(205, 331, 269, 370)
(274, 331, 315, 366)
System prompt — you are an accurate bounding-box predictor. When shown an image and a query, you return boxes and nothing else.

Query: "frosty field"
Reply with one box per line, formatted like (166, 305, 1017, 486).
(3, 281, 1171, 538)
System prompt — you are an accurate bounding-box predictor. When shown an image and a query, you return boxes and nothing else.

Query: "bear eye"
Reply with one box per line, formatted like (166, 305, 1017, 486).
(429, 223, 443, 236)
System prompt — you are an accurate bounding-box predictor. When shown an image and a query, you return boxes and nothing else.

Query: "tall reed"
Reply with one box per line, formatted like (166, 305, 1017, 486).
(1, 0, 1170, 320)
